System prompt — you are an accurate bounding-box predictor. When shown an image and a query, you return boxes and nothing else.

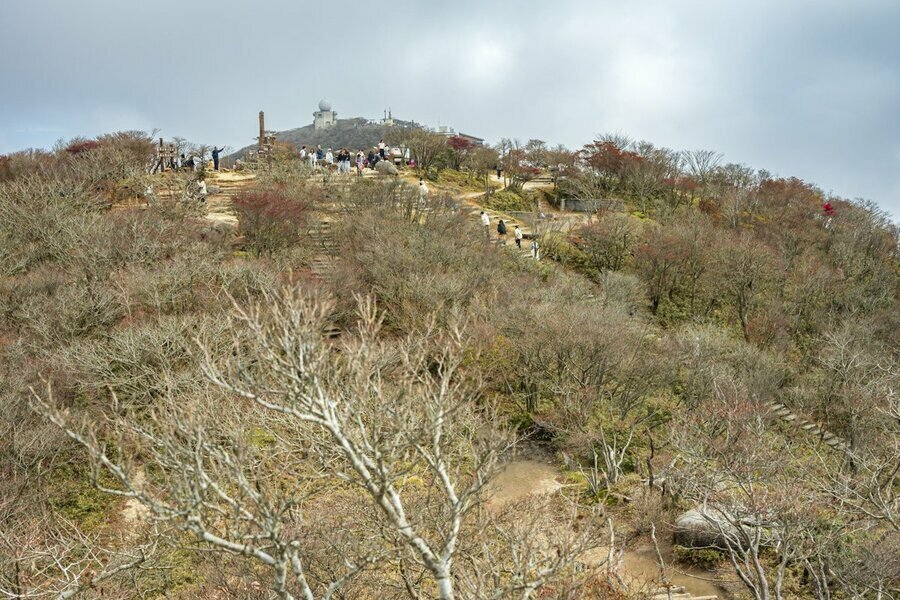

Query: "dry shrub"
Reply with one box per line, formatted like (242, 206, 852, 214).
(118, 248, 223, 317)
(216, 260, 280, 304)
(332, 207, 503, 331)
(60, 314, 234, 410)
(18, 281, 124, 348)
(233, 188, 311, 256)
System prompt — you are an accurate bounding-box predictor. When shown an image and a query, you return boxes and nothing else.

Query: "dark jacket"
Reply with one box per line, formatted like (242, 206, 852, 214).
(497, 221, 507, 235)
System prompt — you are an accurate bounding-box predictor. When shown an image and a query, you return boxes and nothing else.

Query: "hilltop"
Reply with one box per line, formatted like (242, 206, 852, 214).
(228, 117, 421, 160)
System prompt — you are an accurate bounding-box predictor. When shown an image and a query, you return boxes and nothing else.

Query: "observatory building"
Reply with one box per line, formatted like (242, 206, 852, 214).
(313, 99, 337, 130)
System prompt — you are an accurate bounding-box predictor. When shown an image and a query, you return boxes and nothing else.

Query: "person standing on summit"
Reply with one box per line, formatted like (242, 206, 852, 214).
(211, 146, 226, 171)
(378, 139, 386, 159)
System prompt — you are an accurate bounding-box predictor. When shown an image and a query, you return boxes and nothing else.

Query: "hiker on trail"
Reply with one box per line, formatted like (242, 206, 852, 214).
(144, 184, 156, 207)
(356, 150, 365, 176)
(514, 225, 523, 248)
(300, 145, 308, 160)
(497, 219, 507, 244)
(211, 146, 225, 171)
(481, 211, 490, 226)
(196, 177, 208, 203)
(325, 148, 334, 166)
(823, 201, 836, 229)
(418, 178, 429, 203)
(316, 145, 324, 161)
(531, 238, 540, 260)
(378, 139, 386, 159)
(495, 165, 502, 179)
(367, 149, 377, 167)
(192, 155, 202, 172)
(178, 153, 185, 169)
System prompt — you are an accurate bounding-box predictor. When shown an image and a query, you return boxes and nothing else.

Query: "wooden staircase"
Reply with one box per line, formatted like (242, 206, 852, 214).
(650, 585, 717, 599)
(764, 401, 851, 453)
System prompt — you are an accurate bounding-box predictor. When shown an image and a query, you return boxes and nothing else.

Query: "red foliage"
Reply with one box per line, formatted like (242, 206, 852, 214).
(447, 136, 475, 152)
(580, 140, 642, 177)
(673, 175, 700, 193)
(758, 177, 822, 213)
(698, 197, 721, 219)
(233, 189, 310, 254)
(65, 140, 103, 154)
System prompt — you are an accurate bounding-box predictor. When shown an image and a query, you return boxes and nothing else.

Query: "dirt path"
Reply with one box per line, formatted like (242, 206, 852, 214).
(205, 170, 256, 228)
(487, 458, 728, 599)
(485, 460, 562, 510)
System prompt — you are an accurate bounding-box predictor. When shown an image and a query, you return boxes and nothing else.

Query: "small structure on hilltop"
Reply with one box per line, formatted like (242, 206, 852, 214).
(313, 100, 337, 130)
(381, 108, 395, 127)
(436, 125, 484, 147)
(454, 132, 484, 147)
(150, 137, 178, 173)
(255, 110, 277, 162)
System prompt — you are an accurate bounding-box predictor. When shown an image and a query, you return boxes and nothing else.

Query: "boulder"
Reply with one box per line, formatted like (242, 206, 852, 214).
(673, 508, 740, 549)
(375, 160, 399, 176)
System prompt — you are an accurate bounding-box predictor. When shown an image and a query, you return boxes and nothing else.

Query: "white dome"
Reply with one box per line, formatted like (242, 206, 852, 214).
(318, 99, 332, 112)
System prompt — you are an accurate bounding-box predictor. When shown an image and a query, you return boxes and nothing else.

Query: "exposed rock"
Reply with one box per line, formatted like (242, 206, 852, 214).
(375, 160, 399, 176)
(673, 508, 740, 549)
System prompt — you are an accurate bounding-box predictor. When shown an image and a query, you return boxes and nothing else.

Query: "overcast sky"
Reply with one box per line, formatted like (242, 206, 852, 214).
(1, 0, 898, 215)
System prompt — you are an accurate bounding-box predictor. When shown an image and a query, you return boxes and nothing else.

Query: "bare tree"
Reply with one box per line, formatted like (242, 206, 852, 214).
(30, 290, 602, 599)
(0, 504, 160, 599)
(683, 149, 722, 196)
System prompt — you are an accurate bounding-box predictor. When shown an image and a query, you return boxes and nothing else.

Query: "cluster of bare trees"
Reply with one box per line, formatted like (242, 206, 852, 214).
(2, 128, 897, 599)
(28, 291, 606, 599)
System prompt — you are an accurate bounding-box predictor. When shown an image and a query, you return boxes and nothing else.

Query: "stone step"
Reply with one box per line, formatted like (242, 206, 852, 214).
(800, 423, 818, 431)
(652, 586, 686, 594)
(781, 414, 797, 422)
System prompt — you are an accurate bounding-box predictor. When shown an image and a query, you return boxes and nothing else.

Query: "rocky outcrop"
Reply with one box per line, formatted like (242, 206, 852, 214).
(673, 508, 741, 550)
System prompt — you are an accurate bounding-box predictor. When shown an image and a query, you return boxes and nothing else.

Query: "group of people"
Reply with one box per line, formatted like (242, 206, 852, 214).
(299, 139, 412, 176)
(480, 211, 539, 258)
(169, 146, 226, 172)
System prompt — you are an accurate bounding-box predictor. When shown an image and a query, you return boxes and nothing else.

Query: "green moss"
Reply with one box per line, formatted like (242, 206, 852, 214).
(137, 544, 206, 596)
(48, 463, 120, 532)
(165, 547, 204, 591)
(248, 425, 277, 448)
(481, 190, 532, 212)
(673, 545, 725, 570)
(508, 411, 534, 431)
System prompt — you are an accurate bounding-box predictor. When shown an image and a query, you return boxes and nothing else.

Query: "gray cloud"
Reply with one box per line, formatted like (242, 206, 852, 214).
(1, 0, 898, 214)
